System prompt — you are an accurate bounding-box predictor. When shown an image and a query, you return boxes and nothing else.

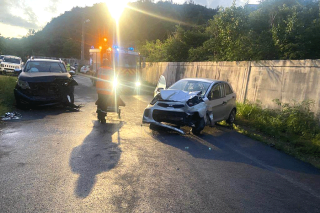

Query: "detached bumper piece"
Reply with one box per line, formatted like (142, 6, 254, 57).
(143, 108, 200, 134)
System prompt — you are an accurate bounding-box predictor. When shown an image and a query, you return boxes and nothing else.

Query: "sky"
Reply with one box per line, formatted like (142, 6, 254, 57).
(0, 0, 259, 38)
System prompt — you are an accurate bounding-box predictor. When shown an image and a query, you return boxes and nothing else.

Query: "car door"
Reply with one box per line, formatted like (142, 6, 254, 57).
(154, 75, 166, 97)
(206, 83, 226, 122)
(223, 83, 236, 118)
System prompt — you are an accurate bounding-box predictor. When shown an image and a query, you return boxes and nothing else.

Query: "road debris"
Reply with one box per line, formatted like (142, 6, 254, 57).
(1, 112, 22, 121)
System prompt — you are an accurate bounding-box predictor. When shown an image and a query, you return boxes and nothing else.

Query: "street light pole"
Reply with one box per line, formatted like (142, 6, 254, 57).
(81, 21, 84, 61)
(81, 19, 90, 62)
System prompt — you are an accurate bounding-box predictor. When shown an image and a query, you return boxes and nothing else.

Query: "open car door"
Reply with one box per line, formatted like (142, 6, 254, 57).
(154, 75, 166, 97)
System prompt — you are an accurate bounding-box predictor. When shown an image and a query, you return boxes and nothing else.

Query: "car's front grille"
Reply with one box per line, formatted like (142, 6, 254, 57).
(157, 103, 185, 108)
(28, 80, 69, 96)
(152, 110, 186, 124)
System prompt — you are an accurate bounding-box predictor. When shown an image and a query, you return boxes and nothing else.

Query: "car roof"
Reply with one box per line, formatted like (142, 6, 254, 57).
(3, 55, 21, 59)
(27, 58, 62, 63)
(179, 78, 222, 84)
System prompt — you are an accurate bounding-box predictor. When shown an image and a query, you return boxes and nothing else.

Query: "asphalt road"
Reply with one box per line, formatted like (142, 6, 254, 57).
(0, 75, 320, 213)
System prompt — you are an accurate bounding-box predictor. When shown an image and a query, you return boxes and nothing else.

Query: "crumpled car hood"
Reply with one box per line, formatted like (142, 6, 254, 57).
(160, 89, 201, 102)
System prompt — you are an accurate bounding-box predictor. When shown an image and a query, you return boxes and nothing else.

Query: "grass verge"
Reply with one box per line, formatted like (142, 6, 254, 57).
(0, 75, 17, 116)
(223, 100, 320, 169)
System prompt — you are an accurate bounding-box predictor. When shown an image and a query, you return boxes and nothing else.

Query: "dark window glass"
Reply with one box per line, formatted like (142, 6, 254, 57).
(4, 57, 21, 64)
(225, 83, 233, 95)
(25, 61, 67, 73)
(208, 84, 223, 100)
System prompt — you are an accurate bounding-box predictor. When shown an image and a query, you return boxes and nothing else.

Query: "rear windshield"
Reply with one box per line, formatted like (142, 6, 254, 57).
(25, 61, 67, 73)
(4, 57, 21, 64)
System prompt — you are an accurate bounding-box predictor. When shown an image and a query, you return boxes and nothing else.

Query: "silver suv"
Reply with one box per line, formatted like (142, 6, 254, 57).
(0, 55, 23, 74)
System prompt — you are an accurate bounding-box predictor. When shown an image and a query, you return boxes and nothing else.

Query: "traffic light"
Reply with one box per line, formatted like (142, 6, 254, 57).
(104, 38, 107, 42)
(99, 46, 102, 50)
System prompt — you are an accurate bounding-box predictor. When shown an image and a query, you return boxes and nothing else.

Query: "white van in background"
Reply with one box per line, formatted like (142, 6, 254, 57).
(0, 55, 23, 74)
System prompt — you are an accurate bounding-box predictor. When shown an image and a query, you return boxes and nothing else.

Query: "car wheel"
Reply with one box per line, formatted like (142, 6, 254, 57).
(149, 123, 158, 131)
(192, 117, 205, 135)
(226, 109, 236, 124)
(15, 97, 28, 109)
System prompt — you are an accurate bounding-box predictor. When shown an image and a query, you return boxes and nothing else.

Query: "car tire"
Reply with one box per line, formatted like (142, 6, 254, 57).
(15, 97, 28, 109)
(149, 123, 158, 131)
(226, 109, 236, 124)
(192, 117, 205, 135)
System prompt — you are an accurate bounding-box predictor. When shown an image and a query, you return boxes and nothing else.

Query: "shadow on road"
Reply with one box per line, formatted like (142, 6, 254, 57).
(14, 105, 81, 121)
(69, 120, 123, 198)
(150, 125, 320, 175)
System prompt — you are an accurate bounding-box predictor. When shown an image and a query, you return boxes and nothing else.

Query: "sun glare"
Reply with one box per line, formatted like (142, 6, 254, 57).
(106, 0, 128, 21)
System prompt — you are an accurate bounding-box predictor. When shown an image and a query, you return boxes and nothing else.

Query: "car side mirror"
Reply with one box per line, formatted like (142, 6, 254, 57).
(157, 87, 164, 92)
(14, 68, 22, 75)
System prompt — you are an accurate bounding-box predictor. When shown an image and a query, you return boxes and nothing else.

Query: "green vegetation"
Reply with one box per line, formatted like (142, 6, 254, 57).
(231, 100, 320, 168)
(0, 1, 217, 60)
(0, 76, 17, 116)
(2, 0, 319, 62)
(141, 0, 320, 62)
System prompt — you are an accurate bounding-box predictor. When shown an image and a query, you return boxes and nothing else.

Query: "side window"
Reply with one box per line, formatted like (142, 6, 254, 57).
(208, 84, 223, 100)
(225, 83, 233, 95)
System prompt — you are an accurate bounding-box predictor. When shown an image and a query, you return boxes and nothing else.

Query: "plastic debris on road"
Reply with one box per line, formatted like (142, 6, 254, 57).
(1, 112, 22, 121)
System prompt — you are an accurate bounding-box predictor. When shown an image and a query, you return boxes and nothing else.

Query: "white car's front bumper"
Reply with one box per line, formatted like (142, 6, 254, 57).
(142, 101, 208, 134)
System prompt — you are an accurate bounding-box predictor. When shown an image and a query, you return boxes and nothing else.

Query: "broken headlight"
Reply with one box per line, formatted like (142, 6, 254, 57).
(17, 79, 30, 89)
(150, 94, 161, 105)
(187, 96, 203, 107)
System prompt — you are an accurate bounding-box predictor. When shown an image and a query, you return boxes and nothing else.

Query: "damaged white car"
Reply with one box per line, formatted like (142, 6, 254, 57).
(142, 77, 237, 135)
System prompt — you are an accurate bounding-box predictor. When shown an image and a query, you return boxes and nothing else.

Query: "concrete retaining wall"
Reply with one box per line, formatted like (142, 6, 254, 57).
(141, 60, 320, 113)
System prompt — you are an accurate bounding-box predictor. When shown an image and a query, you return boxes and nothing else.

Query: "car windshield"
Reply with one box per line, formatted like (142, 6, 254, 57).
(25, 61, 67, 73)
(4, 57, 21, 64)
(169, 80, 211, 96)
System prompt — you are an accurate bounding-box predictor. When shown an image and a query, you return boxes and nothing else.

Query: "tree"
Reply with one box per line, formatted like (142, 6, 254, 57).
(0, 34, 4, 54)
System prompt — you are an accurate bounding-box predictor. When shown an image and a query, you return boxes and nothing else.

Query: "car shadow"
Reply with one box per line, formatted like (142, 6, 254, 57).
(13, 104, 81, 121)
(69, 120, 123, 198)
(150, 125, 320, 175)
